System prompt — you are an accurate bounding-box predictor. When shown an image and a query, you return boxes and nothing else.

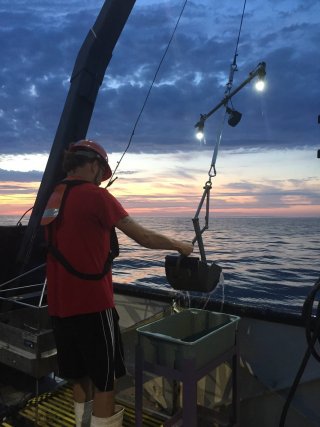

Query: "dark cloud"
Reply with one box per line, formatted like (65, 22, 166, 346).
(0, 169, 43, 182)
(0, 0, 319, 156)
(219, 178, 320, 209)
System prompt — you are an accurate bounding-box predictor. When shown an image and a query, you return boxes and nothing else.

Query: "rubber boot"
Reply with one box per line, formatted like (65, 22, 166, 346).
(90, 405, 124, 427)
(74, 400, 93, 427)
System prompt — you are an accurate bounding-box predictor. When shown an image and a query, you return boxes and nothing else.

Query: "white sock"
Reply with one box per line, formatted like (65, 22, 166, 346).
(74, 400, 93, 427)
(90, 405, 124, 427)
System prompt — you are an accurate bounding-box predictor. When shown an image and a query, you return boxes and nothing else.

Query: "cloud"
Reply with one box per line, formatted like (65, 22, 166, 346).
(0, 169, 43, 182)
(0, 1, 319, 218)
(1, 0, 319, 157)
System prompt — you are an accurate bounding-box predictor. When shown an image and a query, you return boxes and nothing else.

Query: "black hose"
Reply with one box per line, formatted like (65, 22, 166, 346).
(279, 277, 320, 427)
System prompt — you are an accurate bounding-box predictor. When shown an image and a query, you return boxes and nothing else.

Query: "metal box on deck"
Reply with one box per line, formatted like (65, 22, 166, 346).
(0, 307, 57, 378)
(137, 308, 239, 370)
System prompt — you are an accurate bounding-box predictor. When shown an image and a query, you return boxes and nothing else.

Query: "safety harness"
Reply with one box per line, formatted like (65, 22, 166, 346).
(42, 180, 119, 280)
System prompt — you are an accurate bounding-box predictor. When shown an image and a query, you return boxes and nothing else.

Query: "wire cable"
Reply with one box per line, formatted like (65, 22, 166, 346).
(225, 0, 247, 96)
(16, 206, 33, 226)
(107, 0, 189, 187)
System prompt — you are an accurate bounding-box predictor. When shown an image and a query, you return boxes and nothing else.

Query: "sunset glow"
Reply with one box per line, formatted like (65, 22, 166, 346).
(1, 148, 318, 218)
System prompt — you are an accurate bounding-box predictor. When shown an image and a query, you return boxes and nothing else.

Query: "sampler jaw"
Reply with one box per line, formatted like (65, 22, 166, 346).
(165, 255, 222, 293)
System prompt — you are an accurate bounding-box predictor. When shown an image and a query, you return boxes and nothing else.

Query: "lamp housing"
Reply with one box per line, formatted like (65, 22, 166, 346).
(226, 107, 242, 127)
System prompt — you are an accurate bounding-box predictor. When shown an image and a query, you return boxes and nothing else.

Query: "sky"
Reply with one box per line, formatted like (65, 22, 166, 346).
(0, 0, 319, 219)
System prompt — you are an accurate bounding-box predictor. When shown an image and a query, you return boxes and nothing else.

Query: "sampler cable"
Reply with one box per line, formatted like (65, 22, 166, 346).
(166, 0, 250, 295)
(192, 0, 247, 258)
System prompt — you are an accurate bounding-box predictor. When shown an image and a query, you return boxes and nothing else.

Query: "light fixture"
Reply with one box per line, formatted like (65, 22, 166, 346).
(195, 115, 206, 141)
(255, 79, 265, 91)
(226, 107, 242, 127)
(194, 61, 266, 139)
(255, 63, 266, 91)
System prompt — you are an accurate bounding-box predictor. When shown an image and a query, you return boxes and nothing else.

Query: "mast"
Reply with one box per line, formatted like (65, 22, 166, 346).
(18, 0, 136, 266)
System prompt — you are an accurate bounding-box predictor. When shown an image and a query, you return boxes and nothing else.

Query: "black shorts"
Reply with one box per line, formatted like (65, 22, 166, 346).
(51, 308, 126, 391)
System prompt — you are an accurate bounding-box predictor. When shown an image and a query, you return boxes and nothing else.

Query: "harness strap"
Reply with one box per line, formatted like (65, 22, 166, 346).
(46, 180, 119, 280)
(47, 228, 118, 280)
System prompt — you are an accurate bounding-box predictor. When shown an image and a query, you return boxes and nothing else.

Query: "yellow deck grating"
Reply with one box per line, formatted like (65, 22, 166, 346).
(1, 383, 164, 427)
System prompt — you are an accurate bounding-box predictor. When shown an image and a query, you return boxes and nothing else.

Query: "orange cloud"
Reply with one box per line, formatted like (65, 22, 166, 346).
(0, 148, 319, 218)
(0, 181, 38, 216)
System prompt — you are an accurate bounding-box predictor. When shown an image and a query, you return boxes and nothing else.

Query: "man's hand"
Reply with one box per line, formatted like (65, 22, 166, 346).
(176, 241, 194, 256)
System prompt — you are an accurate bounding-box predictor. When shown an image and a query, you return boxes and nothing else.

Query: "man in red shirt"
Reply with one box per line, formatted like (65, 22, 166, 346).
(43, 140, 193, 427)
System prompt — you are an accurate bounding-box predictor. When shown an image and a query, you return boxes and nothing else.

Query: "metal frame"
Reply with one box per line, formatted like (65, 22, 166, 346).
(135, 331, 239, 427)
(0, 264, 47, 309)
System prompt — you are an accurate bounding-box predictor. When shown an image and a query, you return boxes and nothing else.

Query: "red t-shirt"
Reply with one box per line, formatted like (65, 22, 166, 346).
(46, 182, 128, 317)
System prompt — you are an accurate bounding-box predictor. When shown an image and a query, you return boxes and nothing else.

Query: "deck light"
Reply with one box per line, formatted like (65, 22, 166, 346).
(255, 79, 265, 91)
(194, 62, 266, 139)
(195, 115, 206, 141)
(255, 63, 266, 91)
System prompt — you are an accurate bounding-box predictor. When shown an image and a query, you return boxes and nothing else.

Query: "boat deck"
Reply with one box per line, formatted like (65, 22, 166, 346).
(0, 299, 319, 426)
(0, 380, 165, 427)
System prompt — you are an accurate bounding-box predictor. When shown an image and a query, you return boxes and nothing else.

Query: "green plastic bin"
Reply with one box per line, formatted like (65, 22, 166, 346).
(137, 308, 240, 370)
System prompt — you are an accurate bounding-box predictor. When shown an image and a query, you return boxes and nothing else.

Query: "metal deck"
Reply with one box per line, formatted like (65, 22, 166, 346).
(1, 383, 163, 427)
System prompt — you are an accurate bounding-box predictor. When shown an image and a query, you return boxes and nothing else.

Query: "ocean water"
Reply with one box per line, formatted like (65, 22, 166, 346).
(1, 216, 319, 315)
(113, 216, 320, 315)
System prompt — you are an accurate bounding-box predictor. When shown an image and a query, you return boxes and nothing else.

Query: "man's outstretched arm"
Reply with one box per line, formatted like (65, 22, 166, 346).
(116, 216, 193, 256)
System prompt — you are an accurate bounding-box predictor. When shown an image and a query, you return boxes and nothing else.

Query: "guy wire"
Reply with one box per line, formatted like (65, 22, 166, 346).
(107, 0, 189, 187)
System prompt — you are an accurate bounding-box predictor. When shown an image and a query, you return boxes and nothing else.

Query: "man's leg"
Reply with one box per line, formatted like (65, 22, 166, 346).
(92, 388, 114, 418)
(91, 387, 124, 426)
(73, 377, 93, 427)
(74, 376, 93, 402)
